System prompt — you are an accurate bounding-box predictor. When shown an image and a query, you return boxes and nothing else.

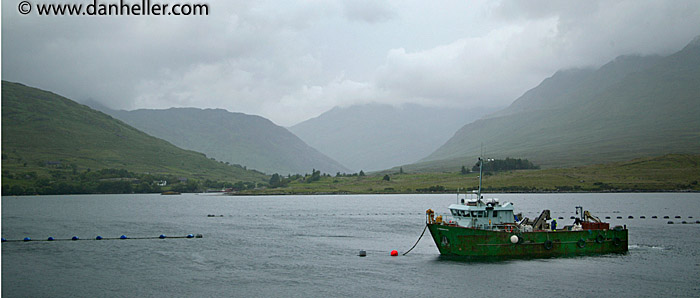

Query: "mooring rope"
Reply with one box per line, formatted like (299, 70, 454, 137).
(403, 224, 428, 256)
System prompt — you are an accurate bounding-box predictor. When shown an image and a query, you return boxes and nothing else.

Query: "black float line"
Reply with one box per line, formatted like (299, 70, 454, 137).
(2, 234, 203, 242)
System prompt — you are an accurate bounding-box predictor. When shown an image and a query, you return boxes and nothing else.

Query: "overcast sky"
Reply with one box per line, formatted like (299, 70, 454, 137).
(3, 0, 700, 126)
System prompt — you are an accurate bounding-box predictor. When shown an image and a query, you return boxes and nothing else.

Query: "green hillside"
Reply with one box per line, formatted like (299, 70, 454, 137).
(1, 81, 268, 194)
(237, 154, 700, 195)
(414, 37, 700, 171)
(103, 107, 349, 175)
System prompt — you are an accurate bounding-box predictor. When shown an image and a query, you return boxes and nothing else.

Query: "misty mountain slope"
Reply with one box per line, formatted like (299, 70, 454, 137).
(1, 81, 268, 182)
(289, 104, 498, 172)
(488, 55, 664, 119)
(104, 108, 349, 175)
(417, 38, 700, 170)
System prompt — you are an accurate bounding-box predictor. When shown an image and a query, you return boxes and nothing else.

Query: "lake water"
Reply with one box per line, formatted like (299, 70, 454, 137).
(2, 193, 700, 297)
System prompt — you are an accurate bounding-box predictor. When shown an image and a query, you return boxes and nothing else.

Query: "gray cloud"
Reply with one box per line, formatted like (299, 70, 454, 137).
(342, 0, 395, 23)
(3, 0, 699, 126)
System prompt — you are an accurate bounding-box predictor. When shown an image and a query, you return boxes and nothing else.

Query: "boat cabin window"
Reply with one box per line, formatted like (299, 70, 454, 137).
(451, 210, 476, 217)
(492, 211, 498, 217)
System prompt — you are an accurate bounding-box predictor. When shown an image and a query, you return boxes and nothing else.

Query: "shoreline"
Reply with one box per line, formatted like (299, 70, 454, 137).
(3, 189, 699, 197)
(228, 189, 700, 196)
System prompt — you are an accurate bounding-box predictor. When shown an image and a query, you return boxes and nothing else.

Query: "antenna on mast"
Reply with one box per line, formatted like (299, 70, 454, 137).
(476, 144, 492, 203)
(478, 156, 483, 201)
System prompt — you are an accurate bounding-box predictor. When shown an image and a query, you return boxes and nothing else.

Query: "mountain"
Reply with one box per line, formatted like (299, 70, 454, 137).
(289, 103, 498, 172)
(416, 37, 700, 171)
(1, 81, 268, 183)
(100, 108, 349, 175)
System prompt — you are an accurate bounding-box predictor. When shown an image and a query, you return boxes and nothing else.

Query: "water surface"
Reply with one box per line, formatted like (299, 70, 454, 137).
(3, 193, 699, 297)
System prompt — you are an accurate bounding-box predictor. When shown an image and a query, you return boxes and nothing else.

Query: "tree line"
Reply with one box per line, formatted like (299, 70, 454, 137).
(469, 157, 539, 173)
(268, 169, 371, 188)
(1, 168, 258, 195)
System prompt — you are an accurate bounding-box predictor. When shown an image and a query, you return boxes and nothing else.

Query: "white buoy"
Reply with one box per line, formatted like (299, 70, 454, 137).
(510, 235, 519, 244)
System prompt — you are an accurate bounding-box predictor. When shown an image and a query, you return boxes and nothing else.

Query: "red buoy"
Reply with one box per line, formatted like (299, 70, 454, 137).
(390, 250, 398, 256)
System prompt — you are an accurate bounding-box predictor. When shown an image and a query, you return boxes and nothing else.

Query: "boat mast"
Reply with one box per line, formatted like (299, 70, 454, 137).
(478, 156, 483, 202)
(477, 144, 483, 202)
(476, 144, 492, 203)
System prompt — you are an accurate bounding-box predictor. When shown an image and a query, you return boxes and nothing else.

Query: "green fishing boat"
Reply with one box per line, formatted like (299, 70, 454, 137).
(425, 157, 628, 259)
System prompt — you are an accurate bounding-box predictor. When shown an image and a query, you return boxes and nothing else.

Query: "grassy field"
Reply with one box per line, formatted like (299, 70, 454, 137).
(238, 154, 700, 195)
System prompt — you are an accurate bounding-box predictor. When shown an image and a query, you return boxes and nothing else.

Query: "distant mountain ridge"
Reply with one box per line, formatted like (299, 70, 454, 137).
(289, 103, 498, 172)
(101, 107, 350, 175)
(488, 55, 664, 119)
(1, 81, 268, 182)
(414, 37, 700, 171)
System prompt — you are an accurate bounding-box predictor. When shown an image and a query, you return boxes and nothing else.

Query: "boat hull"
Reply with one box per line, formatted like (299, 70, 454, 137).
(427, 224, 628, 259)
